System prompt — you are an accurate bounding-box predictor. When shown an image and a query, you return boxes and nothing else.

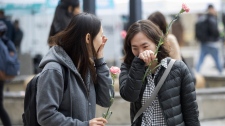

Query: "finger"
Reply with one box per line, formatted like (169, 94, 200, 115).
(145, 51, 151, 59)
(143, 50, 152, 64)
(95, 123, 105, 126)
(146, 54, 152, 65)
(150, 53, 156, 61)
(95, 121, 104, 125)
(102, 36, 108, 43)
(96, 117, 107, 123)
(103, 39, 107, 44)
(92, 121, 106, 126)
(139, 53, 145, 61)
(97, 43, 105, 53)
(142, 52, 147, 58)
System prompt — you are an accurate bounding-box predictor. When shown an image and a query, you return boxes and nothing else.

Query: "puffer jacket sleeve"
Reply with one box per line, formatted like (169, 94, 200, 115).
(180, 61, 200, 126)
(94, 58, 113, 107)
(119, 57, 145, 102)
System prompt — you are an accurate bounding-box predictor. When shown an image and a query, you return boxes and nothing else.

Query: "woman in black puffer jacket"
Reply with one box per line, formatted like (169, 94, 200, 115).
(119, 20, 200, 126)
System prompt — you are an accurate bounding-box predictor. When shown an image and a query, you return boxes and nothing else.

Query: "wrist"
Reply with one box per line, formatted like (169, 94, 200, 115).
(94, 58, 106, 68)
(97, 54, 103, 59)
(94, 62, 107, 68)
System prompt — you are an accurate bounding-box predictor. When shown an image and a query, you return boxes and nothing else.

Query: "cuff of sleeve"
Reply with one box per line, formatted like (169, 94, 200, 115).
(129, 57, 145, 79)
(132, 57, 145, 66)
(94, 58, 106, 67)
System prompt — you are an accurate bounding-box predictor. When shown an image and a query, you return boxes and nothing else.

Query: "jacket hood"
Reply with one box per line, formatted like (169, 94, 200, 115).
(39, 46, 78, 74)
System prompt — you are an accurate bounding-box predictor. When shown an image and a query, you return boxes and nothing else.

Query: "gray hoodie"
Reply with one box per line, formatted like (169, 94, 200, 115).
(36, 46, 113, 126)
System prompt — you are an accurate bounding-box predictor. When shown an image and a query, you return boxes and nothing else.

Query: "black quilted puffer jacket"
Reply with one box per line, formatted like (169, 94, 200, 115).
(119, 57, 200, 126)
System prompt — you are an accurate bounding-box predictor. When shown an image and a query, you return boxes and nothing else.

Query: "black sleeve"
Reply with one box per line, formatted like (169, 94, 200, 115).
(181, 56, 196, 84)
(119, 57, 146, 102)
(180, 61, 200, 126)
(207, 16, 219, 39)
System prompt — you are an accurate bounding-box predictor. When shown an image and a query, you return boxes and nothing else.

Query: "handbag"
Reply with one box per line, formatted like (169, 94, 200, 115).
(132, 59, 176, 123)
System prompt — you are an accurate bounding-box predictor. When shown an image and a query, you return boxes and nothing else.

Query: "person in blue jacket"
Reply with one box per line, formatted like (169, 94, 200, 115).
(0, 20, 12, 126)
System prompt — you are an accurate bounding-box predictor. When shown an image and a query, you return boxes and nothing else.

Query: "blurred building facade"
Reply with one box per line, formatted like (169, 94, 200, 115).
(0, 0, 225, 67)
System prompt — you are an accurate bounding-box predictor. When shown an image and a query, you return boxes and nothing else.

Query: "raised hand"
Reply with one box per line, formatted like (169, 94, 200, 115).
(138, 50, 156, 66)
(96, 36, 108, 59)
(89, 117, 108, 126)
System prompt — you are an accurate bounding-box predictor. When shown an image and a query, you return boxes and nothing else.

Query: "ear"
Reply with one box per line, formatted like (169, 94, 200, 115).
(86, 33, 90, 44)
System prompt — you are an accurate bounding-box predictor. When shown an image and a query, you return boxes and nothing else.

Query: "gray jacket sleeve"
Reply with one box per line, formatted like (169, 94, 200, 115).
(119, 57, 146, 102)
(94, 58, 114, 107)
(36, 67, 89, 126)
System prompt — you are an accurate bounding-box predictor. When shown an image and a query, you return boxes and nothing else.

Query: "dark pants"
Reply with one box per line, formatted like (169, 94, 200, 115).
(0, 81, 11, 126)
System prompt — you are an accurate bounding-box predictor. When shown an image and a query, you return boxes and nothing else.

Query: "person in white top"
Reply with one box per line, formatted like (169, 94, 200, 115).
(148, 11, 196, 84)
(147, 11, 182, 60)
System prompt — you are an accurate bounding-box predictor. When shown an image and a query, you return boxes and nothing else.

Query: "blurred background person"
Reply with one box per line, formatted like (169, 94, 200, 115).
(148, 11, 182, 60)
(0, 20, 12, 126)
(13, 19, 23, 55)
(148, 11, 196, 84)
(0, 9, 15, 42)
(195, 4, 223, 74)
(48, 0, 80, 47)
(171, 17, 184, 47)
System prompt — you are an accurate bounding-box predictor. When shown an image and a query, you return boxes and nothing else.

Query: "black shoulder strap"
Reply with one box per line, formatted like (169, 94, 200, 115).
(132, 59, 176, 123)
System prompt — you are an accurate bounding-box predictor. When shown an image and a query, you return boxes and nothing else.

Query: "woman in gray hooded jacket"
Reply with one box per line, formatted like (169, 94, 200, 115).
(36, 13, 113, 126)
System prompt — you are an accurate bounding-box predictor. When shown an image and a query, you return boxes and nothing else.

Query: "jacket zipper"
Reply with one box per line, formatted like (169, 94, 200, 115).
(75, 71, 91, 120)
(86, 75, 91, 120)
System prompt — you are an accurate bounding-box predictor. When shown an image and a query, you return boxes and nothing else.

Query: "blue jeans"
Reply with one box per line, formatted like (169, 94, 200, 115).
(196, 43, 223, 73)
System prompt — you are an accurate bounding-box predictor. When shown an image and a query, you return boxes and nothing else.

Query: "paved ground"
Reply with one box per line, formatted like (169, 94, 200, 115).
(1, 119, 225, 126)
(201, 118, 225, 126)
(106, 118, 225, 125)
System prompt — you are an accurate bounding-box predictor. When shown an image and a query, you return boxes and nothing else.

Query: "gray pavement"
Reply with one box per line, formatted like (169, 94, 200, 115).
(107, 118, 225, 125)
(200, 119, 225, 126)
(1, 119, 225, 126)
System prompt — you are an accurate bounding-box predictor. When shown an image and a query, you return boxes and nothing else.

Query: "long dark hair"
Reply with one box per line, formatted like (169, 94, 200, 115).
(123, 20, 169, 65)
(49, 13, 101, 83)
(148, 11, 167, 34)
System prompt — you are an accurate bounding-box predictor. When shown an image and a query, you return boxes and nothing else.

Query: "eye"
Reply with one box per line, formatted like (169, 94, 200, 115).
(132, 48, 137, 51)
(144, 46, 148, 48)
